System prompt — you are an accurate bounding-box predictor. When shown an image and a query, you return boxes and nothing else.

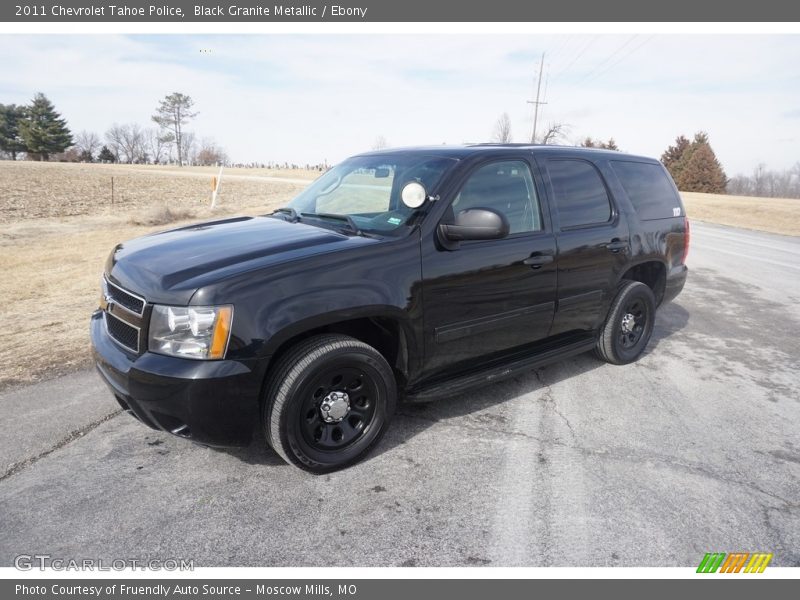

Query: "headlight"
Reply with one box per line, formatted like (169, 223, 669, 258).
(148, 305, 233, 360)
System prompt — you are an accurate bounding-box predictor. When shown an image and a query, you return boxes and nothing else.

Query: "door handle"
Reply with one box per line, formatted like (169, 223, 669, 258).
(605, 239, 629, 253)
(523, 254, 554, 269)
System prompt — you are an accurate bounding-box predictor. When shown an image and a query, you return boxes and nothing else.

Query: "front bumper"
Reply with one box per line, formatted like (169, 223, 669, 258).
(90, 310, 265, 447)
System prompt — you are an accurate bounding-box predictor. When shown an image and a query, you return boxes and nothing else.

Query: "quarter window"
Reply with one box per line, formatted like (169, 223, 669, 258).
(451, 160, 541, 234)
(547, 159, 611, 229)
(611, 160, 681, 220)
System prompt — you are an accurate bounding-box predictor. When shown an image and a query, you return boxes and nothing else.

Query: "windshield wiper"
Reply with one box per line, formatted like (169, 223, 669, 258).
(271, 207, 300, 222)
(300, 212, 362, 235)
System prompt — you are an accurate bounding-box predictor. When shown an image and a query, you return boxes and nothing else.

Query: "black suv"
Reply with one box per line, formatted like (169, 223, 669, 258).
(91, 145, 689, 472)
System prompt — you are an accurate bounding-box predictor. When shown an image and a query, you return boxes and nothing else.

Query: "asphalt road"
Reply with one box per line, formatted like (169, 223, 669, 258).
(1, 221, 798, 567)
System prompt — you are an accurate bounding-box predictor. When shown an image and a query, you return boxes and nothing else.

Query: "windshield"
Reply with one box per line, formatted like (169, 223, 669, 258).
(285, 154, 457, 235)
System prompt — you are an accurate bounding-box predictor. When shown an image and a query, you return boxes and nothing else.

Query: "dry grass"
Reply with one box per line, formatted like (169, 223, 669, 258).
(681, 191, 800, 236)
(127, 205, 196, 226)
(0, 161, 314, 390)
(0, 161, 317, 222)
(1, 161, 798, 390)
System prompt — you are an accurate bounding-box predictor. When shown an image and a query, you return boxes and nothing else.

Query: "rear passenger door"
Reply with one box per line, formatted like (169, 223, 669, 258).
(539, 156, 630, 335)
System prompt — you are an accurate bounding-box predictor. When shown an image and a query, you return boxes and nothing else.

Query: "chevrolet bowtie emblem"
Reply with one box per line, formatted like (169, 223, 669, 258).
(102, 293, 115, 312)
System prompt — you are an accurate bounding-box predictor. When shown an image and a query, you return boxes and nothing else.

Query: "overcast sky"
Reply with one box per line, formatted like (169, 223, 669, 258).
(1, 34, 798, 174)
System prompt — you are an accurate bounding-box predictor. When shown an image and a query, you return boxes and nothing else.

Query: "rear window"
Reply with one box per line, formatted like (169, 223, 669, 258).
(546, 159, 612, 229)
(611, 161, 682, 220)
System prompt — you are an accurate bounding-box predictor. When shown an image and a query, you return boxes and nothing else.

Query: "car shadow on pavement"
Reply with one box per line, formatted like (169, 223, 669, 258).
(648, 301, 690, 352)
(207, 429, 287, 467)
(211, 300, 691, 470)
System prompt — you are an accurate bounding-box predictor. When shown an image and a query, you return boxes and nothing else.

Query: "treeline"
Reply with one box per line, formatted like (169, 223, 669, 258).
(726, 163, 800, 199)
(0, 92, 227, 166)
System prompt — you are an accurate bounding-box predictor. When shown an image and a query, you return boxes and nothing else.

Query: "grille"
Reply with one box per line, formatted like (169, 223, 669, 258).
(105, 312, 140, 353)
(105, 279, 145, 315)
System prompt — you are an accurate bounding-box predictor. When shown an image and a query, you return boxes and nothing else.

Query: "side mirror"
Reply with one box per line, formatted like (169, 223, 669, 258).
(439, 208, 510, 242)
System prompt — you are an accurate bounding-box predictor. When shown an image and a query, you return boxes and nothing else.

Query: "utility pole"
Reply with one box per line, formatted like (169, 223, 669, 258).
(527, 53, 547, 143)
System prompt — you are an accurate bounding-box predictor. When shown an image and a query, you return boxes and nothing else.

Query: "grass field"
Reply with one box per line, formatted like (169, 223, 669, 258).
(680, 191, 800, 236)
(0, 162, 312, 389)
(1, 160, 798, 390)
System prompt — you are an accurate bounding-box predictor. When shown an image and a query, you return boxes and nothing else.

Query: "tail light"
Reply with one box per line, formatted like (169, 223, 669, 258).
(681, 217, 690, 264)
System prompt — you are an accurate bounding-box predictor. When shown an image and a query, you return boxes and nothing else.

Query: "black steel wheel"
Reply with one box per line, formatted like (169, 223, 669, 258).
(264, 334, 396, 472)
(595, 280, 656, 365)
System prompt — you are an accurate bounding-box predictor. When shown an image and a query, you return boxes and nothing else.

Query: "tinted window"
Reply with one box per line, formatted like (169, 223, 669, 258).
(452, 160, 541, 234)
(547, 159, 611, 228)
(611, 161, 682, 220)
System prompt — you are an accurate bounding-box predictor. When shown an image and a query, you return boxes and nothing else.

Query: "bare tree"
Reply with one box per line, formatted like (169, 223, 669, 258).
(196, 138, 227, 166)
(372, 135, 389, 151)
(74, 130, 101, 160)
(104, 124, 125, 163)
(180, 131, 197, 166)
(538, 122, 569, 145)
(751, 163, 767, 197)
(121, 123, 146, 163)
(491, 112, 513, 143)
(146, 127, 171, 164)
(105, 123, 146, 164)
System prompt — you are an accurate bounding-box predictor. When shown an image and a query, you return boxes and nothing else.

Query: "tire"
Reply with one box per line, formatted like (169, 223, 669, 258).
(594, 280, 656, 365)
(264, 334, 397, 473)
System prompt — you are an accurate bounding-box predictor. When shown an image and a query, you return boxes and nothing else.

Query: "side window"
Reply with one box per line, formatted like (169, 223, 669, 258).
(451, 160, 541, 234)
(610, 160, 682, 220)
(546, 159, 612, 229)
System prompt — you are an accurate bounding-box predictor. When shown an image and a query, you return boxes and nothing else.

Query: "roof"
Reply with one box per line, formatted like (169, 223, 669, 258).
(356, 144, 657, 163)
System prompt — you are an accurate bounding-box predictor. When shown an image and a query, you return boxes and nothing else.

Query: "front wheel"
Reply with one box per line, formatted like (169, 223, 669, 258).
(264, 334, 396, 472)
(594, 280, 656, 365)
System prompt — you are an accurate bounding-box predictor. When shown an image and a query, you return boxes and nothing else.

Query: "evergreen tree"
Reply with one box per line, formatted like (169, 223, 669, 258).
(662, 132, 727, 193)
(661, 134, 691, 180)
(152, 92, 197, 166)
(97, 145, 116, 163)
(603, 138, 619, 151)
(676, 140, 727, 193)
(19, 93, 73, 161)
(0, 103, 27, 159)
(581, 136, 618, 150)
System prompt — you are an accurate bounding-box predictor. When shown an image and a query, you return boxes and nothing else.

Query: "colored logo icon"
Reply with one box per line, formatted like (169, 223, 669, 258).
(697, 552, 773, 573)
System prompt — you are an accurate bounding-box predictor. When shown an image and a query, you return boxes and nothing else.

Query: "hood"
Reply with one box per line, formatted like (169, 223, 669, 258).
(106, 215, 373, 304)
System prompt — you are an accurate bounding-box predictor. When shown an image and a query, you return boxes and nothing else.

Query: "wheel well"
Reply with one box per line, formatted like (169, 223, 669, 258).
(267, 317, 409, 388)
(621, 261, 666, 305)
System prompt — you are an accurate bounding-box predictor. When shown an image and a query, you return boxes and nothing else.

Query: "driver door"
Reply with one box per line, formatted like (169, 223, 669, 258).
(421, 158, 558, 376)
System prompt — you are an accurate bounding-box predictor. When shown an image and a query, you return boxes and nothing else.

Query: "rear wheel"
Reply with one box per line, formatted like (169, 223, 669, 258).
(595, 280, 656, 365)
(264, 334, 396, 472)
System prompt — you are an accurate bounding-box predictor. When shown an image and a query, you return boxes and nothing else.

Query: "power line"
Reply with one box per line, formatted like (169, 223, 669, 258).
(546, 35, 573, 65)
(583, 35, 656, 84)
(549, 35, 599, 83)
(575, 35, 639, 85)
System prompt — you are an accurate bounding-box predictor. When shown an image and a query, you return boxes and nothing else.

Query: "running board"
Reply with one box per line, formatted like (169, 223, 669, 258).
(405, 337, 596, 402)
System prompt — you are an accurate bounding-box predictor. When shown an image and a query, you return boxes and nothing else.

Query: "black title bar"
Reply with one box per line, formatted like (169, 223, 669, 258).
(3, 0, 800, 22)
